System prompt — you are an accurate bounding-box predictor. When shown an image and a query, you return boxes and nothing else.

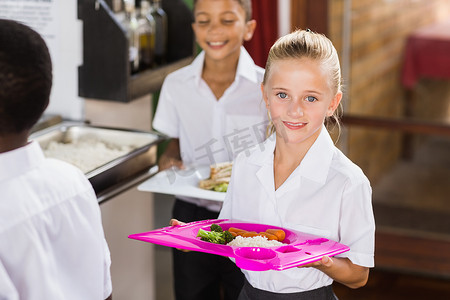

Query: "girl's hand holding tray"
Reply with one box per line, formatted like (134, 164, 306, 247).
(128, 219, 349, 271)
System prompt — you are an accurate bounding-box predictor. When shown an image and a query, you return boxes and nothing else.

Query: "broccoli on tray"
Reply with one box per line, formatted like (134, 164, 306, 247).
(197, 224, 235, 245)
(210, 223, 223, 233)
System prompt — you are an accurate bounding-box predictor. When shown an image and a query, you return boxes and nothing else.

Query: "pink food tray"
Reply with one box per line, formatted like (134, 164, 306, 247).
(128, 219, 349, 271)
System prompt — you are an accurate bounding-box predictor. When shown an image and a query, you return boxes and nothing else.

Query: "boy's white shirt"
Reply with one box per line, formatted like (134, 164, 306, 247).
(0, 141, 112, 300)
(219, 126, 375, 293)
(153, 46, 268, 211)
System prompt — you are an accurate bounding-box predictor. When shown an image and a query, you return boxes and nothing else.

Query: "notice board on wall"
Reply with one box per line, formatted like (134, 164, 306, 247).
(0, 0, 84, 120)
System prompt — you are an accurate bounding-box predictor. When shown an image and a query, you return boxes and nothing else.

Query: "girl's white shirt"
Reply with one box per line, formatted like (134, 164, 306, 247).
(219, 125, 375, 293)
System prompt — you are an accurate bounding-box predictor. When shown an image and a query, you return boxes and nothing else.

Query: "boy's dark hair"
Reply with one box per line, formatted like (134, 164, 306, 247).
(0, 19, 52, 135)
(194, 0, 252, 21)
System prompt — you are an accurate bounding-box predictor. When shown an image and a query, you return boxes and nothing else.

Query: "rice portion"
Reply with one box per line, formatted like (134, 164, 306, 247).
(227, 236, 284, 248)
(43, 139, 133, 173)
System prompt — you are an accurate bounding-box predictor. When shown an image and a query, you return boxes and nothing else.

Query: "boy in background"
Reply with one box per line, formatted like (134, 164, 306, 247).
(153, 0, 268, 299)
(0, 19, 112, 300)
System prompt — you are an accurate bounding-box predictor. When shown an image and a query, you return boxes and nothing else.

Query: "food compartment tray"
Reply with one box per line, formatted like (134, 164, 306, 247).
(129, 219, 350, 271)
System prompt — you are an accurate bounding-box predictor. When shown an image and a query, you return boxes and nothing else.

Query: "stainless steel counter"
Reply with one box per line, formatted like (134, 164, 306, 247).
(30, 121, 166, 203)
(32, 114, 63, 133)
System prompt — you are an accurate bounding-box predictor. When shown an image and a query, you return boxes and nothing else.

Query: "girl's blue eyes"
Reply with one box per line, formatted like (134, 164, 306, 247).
(277, 92, 288, 99)
(276, 93, 317, 102)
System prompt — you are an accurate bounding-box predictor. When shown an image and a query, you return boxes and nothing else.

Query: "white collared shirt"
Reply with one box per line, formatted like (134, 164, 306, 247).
(219, 126, 375, 293)
(153, 46, 268, 211)
(0, 141, 112, 300)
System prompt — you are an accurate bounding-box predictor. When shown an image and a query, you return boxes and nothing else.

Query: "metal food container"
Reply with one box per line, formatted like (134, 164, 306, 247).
(30, 122, 166, 197)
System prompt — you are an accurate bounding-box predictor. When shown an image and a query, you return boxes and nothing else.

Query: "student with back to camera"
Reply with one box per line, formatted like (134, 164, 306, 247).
(218, 29, 376, 299)
(152, 0, 268, 299)
(0, 19, 112, 300)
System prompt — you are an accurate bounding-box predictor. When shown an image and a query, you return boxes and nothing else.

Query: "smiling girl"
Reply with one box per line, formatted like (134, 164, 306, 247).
(219, 29, 376, 299)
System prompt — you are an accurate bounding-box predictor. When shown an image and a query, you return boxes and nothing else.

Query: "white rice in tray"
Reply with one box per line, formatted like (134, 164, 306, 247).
(227, 236, 284, 247)
(43, 138, 134, 173)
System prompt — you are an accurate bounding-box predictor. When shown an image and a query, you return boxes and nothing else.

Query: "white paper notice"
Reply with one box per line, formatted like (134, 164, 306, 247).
(1, 0, 84, 120)
(0, 0, 58, 61)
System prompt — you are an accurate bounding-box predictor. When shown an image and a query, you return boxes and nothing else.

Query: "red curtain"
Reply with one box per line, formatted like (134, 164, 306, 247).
(244, 0, 279, 68)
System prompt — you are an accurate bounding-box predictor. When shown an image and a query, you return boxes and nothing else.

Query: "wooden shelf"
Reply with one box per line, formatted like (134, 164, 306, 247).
(375, 229, 450, 278)
(341, 114, 450, 136)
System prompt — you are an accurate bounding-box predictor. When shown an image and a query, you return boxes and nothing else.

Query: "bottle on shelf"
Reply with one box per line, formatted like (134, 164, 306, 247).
(112, 0, 122, 13)
(138, 0, 156, 70)
(123, 0, 140, 74)
(150, 0, 168, 66)
(113, 1, 126, 25)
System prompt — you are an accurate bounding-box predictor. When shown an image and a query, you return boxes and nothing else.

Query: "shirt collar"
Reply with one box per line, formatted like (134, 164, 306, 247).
(187, 46, 260, 86)
(0, 141, 45, 182)
(247, 125, 335, 185)
(236, 46, 260, 84)
(247, 134, 276, 166)
(189, 50, 205, 86)
(298, 125, 335, 184)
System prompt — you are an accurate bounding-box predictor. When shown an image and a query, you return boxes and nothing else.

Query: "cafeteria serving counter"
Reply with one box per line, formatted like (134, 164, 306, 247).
(30, 120, 166, 203)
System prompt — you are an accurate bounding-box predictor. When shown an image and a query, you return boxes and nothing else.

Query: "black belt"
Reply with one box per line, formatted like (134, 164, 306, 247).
(238, 279, 338, 300)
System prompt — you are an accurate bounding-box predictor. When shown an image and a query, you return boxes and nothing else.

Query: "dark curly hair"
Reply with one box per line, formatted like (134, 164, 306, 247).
(0, 19, 52, 135)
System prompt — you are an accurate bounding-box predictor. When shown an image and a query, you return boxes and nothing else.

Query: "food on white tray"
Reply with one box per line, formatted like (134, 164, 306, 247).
(199, 162, 233, 192)
(43, 138, 134, 173)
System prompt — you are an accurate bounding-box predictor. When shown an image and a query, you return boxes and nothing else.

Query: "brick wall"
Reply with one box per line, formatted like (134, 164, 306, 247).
(329, 0, 450, 183)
